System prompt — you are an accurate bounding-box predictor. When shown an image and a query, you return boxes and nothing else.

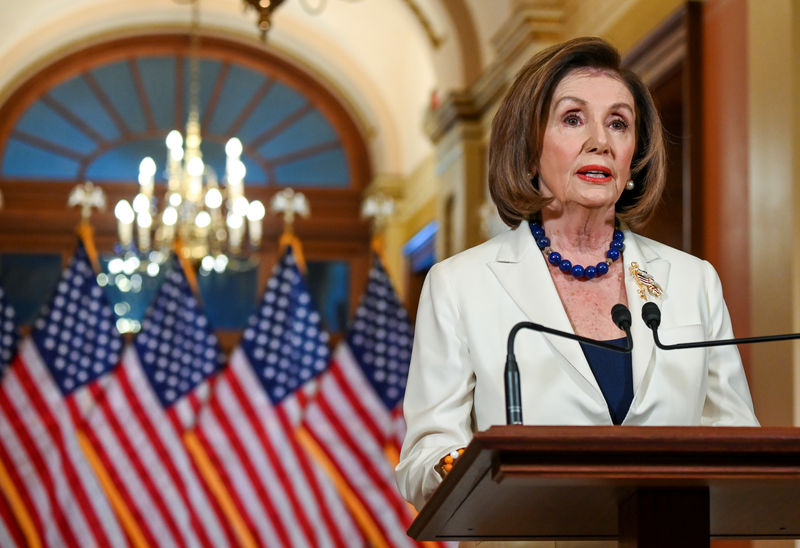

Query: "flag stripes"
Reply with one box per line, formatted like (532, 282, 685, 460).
(305, 344, 419, 548)
(0, 239, 434, 547)
(0, 342, 127, 547)
(133, 257, 237, 547)
(69, 369, 187, 547)
(196, 248, 365, 548)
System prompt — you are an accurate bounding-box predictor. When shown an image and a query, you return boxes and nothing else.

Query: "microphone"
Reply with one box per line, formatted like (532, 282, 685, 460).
(641, 301, 800, 350)
(504, 304, 634, 425)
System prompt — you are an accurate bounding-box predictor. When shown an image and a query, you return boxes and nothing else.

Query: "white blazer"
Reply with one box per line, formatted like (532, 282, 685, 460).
(396, 224, 758, 511)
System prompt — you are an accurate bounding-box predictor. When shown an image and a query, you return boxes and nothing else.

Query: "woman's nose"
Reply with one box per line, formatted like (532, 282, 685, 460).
(583, 122, 611, 154)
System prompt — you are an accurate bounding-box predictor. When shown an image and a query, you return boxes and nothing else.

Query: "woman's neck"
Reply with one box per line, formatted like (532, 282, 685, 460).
(540, 207, 617, 253)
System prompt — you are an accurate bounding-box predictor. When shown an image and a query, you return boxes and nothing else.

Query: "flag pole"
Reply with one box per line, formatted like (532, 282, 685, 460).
(69, 183, 152, 547)
(170, 245, 258, 547)
(271, 188, 393, 544)
(0, 446, 42, 547)
(182, 431, 258, 548)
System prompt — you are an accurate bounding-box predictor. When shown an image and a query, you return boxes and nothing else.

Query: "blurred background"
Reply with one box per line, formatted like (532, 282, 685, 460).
(0, 0, 797, 462)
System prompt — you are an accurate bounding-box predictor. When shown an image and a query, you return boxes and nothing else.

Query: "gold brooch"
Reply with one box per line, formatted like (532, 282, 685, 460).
(630, 262, 663, 300)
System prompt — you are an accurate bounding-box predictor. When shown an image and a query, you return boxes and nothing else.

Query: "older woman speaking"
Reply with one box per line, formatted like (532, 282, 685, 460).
(396, 37, 758, 519)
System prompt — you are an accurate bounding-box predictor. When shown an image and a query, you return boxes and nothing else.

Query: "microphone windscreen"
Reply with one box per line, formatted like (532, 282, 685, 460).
(641, 302, 662, 329)
(610, 304, 632, 330)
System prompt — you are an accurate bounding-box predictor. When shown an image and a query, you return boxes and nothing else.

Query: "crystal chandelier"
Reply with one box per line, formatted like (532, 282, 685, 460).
(113, 0, 264, 276)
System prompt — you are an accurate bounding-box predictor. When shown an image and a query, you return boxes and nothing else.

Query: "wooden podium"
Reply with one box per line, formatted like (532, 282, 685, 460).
(408, 426, 800, 546)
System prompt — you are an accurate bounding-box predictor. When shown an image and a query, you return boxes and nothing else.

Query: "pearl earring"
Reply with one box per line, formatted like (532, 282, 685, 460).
(625, 180, 634, 190)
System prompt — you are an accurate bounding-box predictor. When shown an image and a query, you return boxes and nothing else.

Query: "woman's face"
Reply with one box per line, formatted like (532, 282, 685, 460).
(536, 69, 636, 215)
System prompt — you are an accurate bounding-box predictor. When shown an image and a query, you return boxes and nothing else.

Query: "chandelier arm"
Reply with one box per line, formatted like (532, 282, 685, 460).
(298, 0, 327, 15)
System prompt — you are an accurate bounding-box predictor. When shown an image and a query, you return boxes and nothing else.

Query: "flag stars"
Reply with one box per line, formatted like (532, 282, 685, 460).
(346, 258, 413, 409)
(136, 257, 224, 407)
(242, 249, 331, 405)
(0, 288, 17, 369)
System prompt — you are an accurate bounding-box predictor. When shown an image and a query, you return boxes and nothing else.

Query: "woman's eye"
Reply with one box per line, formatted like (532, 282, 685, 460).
(610, 119, 629, 131)
(563, 114, 581, 126)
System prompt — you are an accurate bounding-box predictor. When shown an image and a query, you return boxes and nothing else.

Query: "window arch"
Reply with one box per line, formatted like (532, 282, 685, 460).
(0, 33, 373, 344)
(0, 33, 370, 188)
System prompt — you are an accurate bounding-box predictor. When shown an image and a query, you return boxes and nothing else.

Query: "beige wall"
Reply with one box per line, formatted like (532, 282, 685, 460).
(745, 0, 799, 429)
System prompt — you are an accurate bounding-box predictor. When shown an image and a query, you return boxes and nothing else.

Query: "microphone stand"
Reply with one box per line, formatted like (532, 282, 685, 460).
(504, 304, 633, 425)
(641, 302, 800, 350)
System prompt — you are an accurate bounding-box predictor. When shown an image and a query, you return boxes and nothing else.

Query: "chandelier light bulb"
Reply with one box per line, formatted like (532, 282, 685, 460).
(132, 193, 150, 214)
(162, 207, 178, 226)
(146, 262, 160, 278)
(138, 157, 157, 178)
(247, 199, 266, 221)
(137, 211, 153, 229)
(166, 130, 183, 150)
(123, 256, 141, 275)
(195, 211, 212, 228)
(227, 159, 246, 183)
(201, 255, 215, 272)
(214, 254, 229, 273)
(225, 137, 243, 158)
(226, 212, 244, 230)
(108, 258, 124, 274)
(205, 188, 223, 209)
(168, 192, 182, 207)
(114, 200, 135, 224)
(232, 196, 249, 217)
(187, 156, 205, 177)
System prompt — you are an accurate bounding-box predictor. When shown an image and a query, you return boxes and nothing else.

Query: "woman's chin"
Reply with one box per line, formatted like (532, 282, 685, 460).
(569, 191, 620, 211)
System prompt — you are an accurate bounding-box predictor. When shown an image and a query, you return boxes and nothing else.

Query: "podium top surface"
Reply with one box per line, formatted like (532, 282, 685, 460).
(408, 425, 800, 541)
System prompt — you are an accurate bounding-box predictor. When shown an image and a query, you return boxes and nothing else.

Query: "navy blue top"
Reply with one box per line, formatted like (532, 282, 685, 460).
(579, 337, 633, 425)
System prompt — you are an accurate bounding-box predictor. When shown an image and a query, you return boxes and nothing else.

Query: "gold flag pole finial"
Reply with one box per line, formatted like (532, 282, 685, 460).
(68, 181, 106, 270)
(68, 181, 106, 222)
(271, 187, 309, 236)
(271, 187, 310, 270)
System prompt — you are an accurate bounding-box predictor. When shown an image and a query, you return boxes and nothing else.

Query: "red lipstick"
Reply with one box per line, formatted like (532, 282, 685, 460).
(576, 164, 612, 183)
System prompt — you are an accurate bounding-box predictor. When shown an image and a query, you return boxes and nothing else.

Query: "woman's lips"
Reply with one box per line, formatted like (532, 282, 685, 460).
(576, 164, 612, 183)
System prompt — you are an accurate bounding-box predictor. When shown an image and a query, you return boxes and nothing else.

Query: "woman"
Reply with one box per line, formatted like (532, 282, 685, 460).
(396, 36, 758, 520)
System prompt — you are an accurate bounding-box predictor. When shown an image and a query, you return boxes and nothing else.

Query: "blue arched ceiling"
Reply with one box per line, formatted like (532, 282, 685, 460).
(1, 54, 350, 187)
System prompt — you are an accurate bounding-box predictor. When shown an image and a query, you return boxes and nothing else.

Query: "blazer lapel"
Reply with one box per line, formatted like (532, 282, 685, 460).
(620, 231, 670, 396)
(487, 226, 600, 392)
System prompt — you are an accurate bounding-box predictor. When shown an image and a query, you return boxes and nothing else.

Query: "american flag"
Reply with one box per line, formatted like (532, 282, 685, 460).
(303, 254, 421, 547)
(0, 242, 127, 547)
(128, 254, 236, 546)
(0, 286, 18, 375)
(196, 247, 365, 547)
(63, 250, 235, 547)
(0, 287, 26, 547)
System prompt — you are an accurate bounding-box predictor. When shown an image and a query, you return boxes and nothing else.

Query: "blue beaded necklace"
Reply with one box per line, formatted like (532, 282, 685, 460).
(529, 221, 624, 279)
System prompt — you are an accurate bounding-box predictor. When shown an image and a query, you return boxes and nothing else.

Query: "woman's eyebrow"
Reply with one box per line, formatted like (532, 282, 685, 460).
(553, 95, 586, 108)
(553, 96, 634, 115)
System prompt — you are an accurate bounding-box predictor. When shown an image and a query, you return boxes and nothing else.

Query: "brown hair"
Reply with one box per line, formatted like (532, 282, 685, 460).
(488, 36, 666, 229)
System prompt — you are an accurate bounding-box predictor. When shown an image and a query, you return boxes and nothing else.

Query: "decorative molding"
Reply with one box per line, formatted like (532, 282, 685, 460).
(491, 1, 564, 69)
(622, 6, 687, 86)
(365, 173, 406, 200)
(422, 59, 512, 144)
(423, 0, 564, 145)
(399, 0, 444, 49)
